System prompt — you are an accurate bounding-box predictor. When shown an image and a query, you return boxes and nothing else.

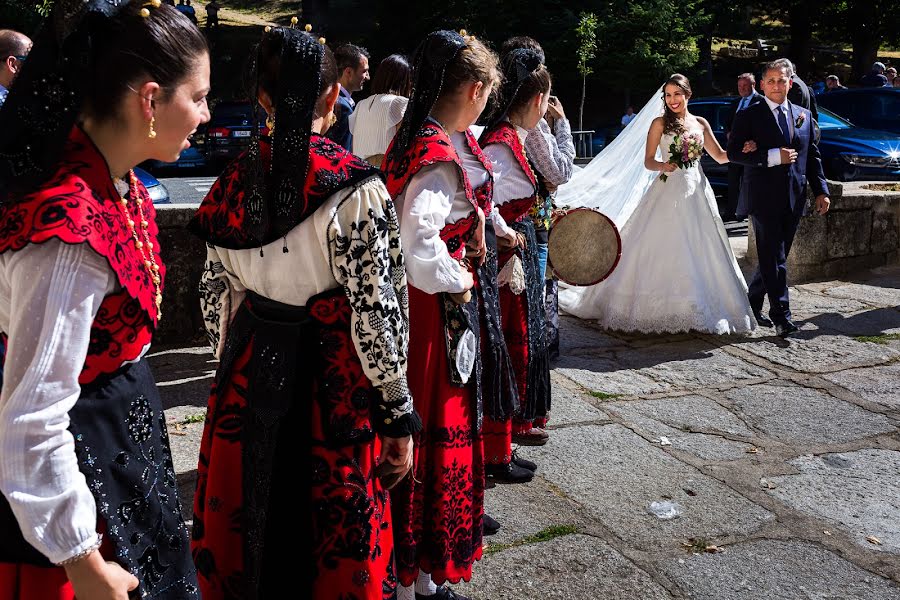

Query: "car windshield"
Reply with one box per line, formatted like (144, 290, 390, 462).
(212, 104, 254, 119)
(817, 107, 851, 130)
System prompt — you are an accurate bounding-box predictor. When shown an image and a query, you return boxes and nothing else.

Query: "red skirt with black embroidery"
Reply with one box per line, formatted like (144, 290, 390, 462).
(191, 291, 398, 600)
(390, 285, 485, 587)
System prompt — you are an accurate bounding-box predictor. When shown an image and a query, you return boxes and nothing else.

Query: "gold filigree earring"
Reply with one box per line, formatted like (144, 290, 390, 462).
(148, 116, 157, 139)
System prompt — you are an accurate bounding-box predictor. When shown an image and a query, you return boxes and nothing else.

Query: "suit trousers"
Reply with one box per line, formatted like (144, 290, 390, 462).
(747, 209, 801, 324)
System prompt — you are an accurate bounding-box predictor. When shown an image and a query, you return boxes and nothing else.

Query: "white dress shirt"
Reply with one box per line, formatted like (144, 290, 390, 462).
(763, 95, 795, 167)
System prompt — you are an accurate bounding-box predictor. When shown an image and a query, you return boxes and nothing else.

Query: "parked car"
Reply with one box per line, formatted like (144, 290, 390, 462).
(135, 167, 171, 204)
(144, 127, 208, 172)
(816, 88, 900, 135)
(690, 97, 900, 189)
(205, 101, 265, 167)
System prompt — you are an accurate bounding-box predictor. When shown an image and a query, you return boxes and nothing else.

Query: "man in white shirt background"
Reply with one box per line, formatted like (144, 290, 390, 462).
(0, 30, 31, 109)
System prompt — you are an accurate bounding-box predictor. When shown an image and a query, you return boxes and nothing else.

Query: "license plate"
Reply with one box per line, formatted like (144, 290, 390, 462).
(233, 130, 251, 138)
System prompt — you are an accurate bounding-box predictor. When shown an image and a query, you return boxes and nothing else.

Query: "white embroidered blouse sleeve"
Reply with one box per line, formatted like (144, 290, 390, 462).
(483, 143, 533, 238)
(328, 179, 419, 437)
(199, 244, 246, 358)
(397, 163, 468, 295)
(524, 117, 575, 186)
(0, 239, 114, 565)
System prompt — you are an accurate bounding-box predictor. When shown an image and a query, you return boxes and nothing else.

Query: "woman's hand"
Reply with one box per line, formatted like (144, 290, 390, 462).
(742, 140, 758, 153)
(497, 231, 518, 252)
(379, 435, 413, 480)
(660, 161, 678, 173)
(65, 551, 139, 600)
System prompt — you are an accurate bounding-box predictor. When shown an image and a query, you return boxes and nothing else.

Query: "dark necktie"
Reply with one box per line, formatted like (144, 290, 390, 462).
(777, 106, 792, 146)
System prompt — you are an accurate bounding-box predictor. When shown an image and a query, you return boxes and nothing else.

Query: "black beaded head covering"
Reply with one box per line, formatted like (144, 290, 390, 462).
(243, 26, 325, 245)
(0, 0, 134, 190)
(484, 47, 543, 129)
(387, 30, 466, 164)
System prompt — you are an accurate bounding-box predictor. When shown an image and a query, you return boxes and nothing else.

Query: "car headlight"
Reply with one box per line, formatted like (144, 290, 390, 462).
(840, 153, 891, 167)
(146, 183, 170, 204)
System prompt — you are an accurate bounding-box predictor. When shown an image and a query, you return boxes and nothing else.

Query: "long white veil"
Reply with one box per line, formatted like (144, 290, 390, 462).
(555, 86, 665, 228)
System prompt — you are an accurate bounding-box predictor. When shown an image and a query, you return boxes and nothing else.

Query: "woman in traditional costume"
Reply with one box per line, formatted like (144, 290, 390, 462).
(0, 2, 209, 599)
(479, 48, 553, 480)
(188, 26, 418, 600)
(382, 30, 500, 600)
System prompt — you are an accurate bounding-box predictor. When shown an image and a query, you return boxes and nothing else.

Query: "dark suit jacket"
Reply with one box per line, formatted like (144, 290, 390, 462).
(326, 86, 354, 151)
(725, 92, 763, 133)
(726, 99, 828, 218)
(788, 74, 818, 123)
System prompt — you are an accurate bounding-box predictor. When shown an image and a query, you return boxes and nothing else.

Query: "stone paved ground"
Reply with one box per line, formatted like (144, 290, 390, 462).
(151, 263, 900, 599)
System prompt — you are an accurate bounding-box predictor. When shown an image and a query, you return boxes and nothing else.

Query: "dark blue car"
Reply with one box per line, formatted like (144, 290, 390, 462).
(134, 167, 171, 204)
(690, 97, 900, 191)
(816, 88, 900, 136)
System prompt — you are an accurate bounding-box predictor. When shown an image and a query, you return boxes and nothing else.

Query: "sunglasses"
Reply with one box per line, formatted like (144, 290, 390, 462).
(11, 55, 27, 63)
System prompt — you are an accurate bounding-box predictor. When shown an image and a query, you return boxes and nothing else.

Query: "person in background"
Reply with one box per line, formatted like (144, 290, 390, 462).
(825, 75, 847, 91)
(349, 53, 411, 167)
(327, 43, 370, 150)
(788, 67, 818, 122)
(861, 61, 889, 87)
(205, 0, 220, 28)
(500, 35, 574, 363)
(724, 72, 762, 221)
(886, 67, 897, 86)
(0, 29, 31, 108)
(621, 106, 636, 128)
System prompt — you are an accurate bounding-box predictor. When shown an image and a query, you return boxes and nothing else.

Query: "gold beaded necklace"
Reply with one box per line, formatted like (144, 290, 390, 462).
(114, 171, 163, 321)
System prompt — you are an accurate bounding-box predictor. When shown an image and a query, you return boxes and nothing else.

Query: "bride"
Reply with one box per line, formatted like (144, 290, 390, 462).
(557, 73, 757, 334)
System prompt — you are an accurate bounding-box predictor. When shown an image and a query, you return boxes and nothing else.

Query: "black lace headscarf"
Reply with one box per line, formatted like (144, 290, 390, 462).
(483, 47, 543, 129)
(0, 0, 207, 194)
(243, 27, 325, 245)
(0, 0, 129, 191)
(387, 30, 466, 165)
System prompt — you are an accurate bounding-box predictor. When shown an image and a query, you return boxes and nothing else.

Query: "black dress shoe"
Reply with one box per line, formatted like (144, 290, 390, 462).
(485, 461, 534, 483)
(511, 450, 537, 472)
(416, 586, 471, 600)
(776, 320, 799, 338)
(753, 312, 774, 328)
(483, 514, 501, 536)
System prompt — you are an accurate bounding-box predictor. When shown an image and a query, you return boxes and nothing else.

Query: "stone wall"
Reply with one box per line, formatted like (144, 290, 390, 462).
(155, 204, 208, 346)
(747, 182, 900, 283)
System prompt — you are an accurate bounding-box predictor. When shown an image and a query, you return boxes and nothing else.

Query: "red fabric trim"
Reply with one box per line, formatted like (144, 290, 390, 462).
(480, 121, 538, 223)
(0, 127, 161, 383)
(190, 135, 380, 249)
(0, 126, 164, 326)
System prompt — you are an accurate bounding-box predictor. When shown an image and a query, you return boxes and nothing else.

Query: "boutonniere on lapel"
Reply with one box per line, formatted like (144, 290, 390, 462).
(795, 112, 806, 129)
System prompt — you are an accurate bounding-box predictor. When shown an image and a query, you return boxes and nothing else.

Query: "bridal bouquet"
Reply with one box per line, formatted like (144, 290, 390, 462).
(660, 133, 704, 181)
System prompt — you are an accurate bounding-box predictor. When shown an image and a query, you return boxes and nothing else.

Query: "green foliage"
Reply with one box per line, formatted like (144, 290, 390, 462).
(575, 11, 598, 78)
(0, 0, 53, 34)
(593, 0, 707, 89)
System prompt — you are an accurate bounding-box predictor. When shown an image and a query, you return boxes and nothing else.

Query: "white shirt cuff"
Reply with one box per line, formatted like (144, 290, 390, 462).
(767, 148, 782, 167)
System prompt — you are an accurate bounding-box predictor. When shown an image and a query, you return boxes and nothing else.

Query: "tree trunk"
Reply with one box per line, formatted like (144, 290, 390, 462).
(789, 0, 813, 74)
(579, 74, 586, 131)
(849, 1, 882, 82)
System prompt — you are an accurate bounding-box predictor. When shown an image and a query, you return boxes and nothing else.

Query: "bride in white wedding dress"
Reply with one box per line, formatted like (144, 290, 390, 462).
(557, 74, 756, 334)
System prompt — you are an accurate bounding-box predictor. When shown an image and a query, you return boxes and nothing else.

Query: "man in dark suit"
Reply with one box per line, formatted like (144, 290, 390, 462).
(787, 69, 818, 122)
(724, 73, 763, 221)
(326, 44, 370, 151)
(727, 58, 831, 337)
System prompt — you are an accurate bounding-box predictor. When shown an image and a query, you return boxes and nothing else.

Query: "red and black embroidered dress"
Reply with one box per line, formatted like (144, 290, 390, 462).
(188, 135, 418, 600)
(480, 122, 552, 463)
(383, 122, 486, 586)
(0, 127, 199, 599)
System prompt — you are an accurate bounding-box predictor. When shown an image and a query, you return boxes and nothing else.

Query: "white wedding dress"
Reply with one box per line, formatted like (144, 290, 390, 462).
(557, 120, 755, 335)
